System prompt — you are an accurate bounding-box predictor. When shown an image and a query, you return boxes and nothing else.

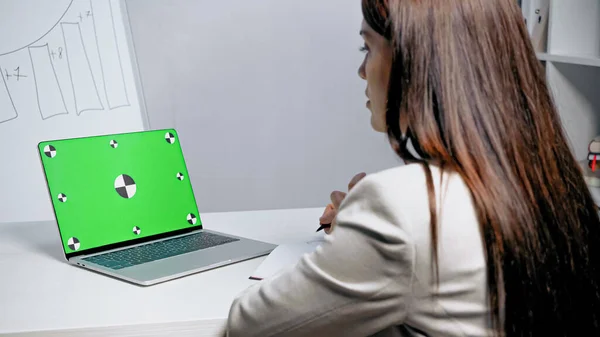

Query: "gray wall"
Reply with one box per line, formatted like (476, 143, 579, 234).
(124, 0, 401, 213)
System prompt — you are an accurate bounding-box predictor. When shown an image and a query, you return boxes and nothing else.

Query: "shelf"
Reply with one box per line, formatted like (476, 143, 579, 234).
(537, 53, 600, 68)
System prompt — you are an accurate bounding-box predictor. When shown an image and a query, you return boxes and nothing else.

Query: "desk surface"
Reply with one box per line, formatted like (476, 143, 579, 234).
(0, 207, 324, 336)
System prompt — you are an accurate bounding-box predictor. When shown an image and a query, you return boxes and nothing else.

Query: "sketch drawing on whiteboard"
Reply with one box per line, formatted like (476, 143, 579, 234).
(0, 0, 73, 124)
(0, 1, 73, 57)
(61, 22, 104, 115)
(91, 0, 130, 110)
(0, 0, 132, 125)
(28, 45, 69, 120)
(0, 66, 18, 124)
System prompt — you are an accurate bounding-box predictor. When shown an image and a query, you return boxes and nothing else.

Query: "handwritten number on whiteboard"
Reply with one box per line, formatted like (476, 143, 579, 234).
(50, 48, 63, 60)
(13, 67, 26, 81)
(3, 68, 26, 81)
(78, 11, 92, 21)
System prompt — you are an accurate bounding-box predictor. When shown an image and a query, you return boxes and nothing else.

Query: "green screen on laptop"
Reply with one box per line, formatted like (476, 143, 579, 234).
(38, 129, 202, 256)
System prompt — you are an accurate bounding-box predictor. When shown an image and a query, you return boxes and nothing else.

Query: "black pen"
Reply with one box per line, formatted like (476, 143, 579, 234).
(317, 203, 335, 232)
(316, 223, 331, 232)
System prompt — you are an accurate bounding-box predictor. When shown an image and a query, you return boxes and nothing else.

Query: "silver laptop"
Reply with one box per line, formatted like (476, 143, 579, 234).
(37, 128, 276, 286)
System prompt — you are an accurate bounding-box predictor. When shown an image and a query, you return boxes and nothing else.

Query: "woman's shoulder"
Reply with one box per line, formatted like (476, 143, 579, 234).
(366, 162, 435, 186)
(341, 162, 475, 233)
(349, 162, 464, 208)
(364, 161, 457, 186)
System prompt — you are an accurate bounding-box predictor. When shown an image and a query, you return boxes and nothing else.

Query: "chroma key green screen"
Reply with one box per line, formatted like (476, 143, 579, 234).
(38, 129, 202, 255)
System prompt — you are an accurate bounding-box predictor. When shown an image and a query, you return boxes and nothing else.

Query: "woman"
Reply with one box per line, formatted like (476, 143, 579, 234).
(220, 0, 600, 336)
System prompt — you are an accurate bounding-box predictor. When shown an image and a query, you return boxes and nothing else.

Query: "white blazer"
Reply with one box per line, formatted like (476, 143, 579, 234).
(220, 163, 491, 337)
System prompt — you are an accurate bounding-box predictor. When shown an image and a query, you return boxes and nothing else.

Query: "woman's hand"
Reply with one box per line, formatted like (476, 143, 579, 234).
(318, 172, 367, 234)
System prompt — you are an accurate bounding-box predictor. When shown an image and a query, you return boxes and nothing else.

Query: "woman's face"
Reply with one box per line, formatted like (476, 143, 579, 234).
(358, 19, 393, 133)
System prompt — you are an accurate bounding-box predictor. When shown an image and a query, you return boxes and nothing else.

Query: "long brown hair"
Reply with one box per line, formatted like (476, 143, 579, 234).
(362, 0, 600, 335)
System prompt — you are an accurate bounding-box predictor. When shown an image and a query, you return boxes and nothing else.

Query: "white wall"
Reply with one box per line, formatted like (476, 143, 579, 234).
(124, 0, 401, 213)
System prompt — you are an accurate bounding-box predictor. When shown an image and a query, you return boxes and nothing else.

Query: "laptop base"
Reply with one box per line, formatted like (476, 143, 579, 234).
(70, 230, 277, 286)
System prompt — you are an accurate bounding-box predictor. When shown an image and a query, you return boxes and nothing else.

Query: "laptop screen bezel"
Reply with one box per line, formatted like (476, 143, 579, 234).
(37, 129, 204, 260)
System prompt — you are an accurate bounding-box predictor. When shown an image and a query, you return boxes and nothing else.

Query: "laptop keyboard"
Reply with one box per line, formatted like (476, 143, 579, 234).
(82, 231, 239, 270)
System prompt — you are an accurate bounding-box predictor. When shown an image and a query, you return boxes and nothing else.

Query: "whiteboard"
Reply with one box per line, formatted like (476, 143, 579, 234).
(0, 0, 147, 223)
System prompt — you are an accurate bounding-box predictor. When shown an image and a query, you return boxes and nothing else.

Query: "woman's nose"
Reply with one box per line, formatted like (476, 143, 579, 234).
(358, 60, 366, 80)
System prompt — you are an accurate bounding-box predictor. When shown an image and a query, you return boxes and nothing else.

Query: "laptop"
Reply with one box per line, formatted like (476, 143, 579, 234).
(37, 128, 277, 286)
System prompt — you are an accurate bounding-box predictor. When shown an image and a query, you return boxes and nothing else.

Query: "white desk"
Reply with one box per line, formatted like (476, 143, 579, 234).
(0, 207, 324, 337)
